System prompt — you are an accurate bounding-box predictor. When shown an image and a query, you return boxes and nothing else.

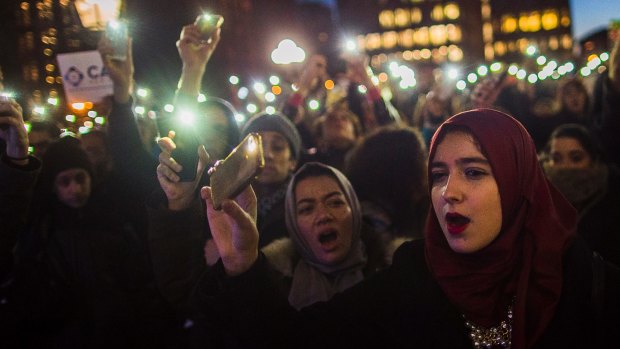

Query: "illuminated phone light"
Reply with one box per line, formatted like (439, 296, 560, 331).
(265, 106, 276, 115)
(271, 85, 282, 95)
(33, 106, 45, 115)
(229, 75, 240, 85)
(28, 146, 34, 154)
(197, 93, 207, 103)
(72, 102, 85, 110)
(246, 103, 258, 114)
(399, 80, 410, 90)
(95, 116, 105, 125)
(456, 80, 467, 91)
(1, 92, 15, 98)
(546, 61, 558, 70)
(65, 114, 76, 123)
(345, 39, 357, 51)
(24, 122, 32, 133)
(308, 100, 320, 110)
(600, 52, 609, 62)
(238, 87, 249, 99)
(265, 92, 276, 103)
(587, 58, 601, 70)
(564, 62, 575, 72)
(527, 74, 538, 84)
(291, 84, 299, 92)
(525, 45, 536, 56)
(371, 76, 380, 86)
(108, 20, 120, 30)
(84, 120, 94, 128)
(324, 79, 335, 90)
(447, 68, 459, 79)
(516, 70, 527, 80)
(538, 71, 548, 80)
(477, 65, 488, 76)
(467, 73, 477, 83)
(580, 67, 591, 77)
(84, 102, 93, 109)
(247, 135, 257, 153)
(490, 62, 502, 72)
(47, 97, 58, 106)
(134, 106, 145, 115)
(536, 56, 547, 65)
(164, 104, 174, 113)
(253, 82, 266, 94)
(507, 65, 519, 75)
(88, 110, 97, 118)
(557, 66, 567, 75)
(137, 88, 149, 98)
(388, 62, 400, 77)
(269, 75, 280, 85)
(234, 113, 245, 123)
(357, 85, 368, 94)
(551, 72, 561, 80)
(178, 110, 196, 125)
(78, 126, 89, 134)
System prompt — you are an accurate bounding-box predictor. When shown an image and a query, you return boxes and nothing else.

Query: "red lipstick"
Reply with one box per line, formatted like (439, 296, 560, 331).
(445, 212, 470, 235)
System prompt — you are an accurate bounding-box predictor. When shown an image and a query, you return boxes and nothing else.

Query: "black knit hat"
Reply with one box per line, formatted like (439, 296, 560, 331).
(241, 112, 301, 160)
(41, 136, 94, 185)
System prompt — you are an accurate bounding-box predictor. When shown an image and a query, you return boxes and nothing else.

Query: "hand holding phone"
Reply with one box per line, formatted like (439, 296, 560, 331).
(156, 113, 201, 182)
(105, 20, 128, 61)
(196, 13, 224, 42)
(209, 133, 264, 210)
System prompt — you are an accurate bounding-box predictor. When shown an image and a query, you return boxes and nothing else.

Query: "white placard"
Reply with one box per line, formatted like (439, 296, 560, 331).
(56, 50, 113, 104)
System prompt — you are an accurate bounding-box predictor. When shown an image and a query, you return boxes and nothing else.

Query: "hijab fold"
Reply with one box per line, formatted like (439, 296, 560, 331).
(424, 109, 577, 349)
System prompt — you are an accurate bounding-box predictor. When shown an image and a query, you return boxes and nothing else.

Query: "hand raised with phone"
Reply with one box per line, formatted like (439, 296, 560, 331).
(98, 35, 134, 104)
(177, 16, 222, 73)
(0, 97, 28, 163)
(156, 133, 210, 210)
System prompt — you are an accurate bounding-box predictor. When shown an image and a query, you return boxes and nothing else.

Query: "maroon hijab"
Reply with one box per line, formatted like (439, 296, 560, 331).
(425, 109, 577, 348)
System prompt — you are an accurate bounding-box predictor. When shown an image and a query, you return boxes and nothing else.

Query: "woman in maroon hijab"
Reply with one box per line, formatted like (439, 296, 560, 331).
(198, 109, 618, 348)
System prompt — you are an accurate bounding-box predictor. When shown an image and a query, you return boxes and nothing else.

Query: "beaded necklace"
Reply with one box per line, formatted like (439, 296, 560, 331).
(462, 301, 514, 349)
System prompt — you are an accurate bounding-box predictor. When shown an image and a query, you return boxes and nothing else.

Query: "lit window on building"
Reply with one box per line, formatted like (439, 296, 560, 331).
(431, 5, 444, 21)
(56, 76, 63, 84)
(541, 10, 559, 30)
(485, 44, 494, 60)
(517, 38, 529, 52)
(412, 50, 422, 60)
(481, 3, 491, 20)
(49, 89, 58, 97)
(420, 48, 432, 60)
(483, 22, 493, 42)
(378, 53, 388, 64)
(366, 33, 382, 51)
(446, 24, 462, 43)
(448, 45, 463, 62)
(502, 16, 517, 33)
(528, 12, 541, 32)
(45, 76, 55, 84)
(60, 0, 70, 6)
(508, 41, 517, 52)
(518, 14, 529, 32)
(414, 27, 429, 46)
(403, 50, 413, 60)
(379, 10, 395, 29)
(383, 31, 398, 49)
(400, 29, 415, 48)
(430, 25, 447, 46)
(561, 35, 572, 49)
(30, 67, 38, 81)
(444, 3, 459, 20)
(45, 64, 55, 72)
(395, 8, 410, 27)
(20, 1, 29, 10)
(549, 36, 559, 50)
(411, 8, 422, 24)
(560, 10, 571, 27)
(438, 45, 448, 56)
(494, 41, 507, 56)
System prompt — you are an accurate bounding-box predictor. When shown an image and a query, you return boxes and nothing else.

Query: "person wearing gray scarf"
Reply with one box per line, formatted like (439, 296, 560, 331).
(263, 162, 371, 309)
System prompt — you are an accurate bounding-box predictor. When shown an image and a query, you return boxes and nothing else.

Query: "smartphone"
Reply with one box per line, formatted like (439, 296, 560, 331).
(196, 13, 224, 42)
(156, 115, 200, 182)
(209, 133, 264, 210)
(106, 20, 128, 61)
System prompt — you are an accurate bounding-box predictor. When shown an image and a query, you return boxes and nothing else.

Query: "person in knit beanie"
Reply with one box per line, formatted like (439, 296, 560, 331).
(40, 136, 94, 208)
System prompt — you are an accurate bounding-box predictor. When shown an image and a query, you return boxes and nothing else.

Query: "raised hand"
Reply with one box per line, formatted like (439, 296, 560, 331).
(470, 75, 508, 109)
(296, 54, 328, 97)
(201, 185, 259, 276)
(0, 98, 29, 164)
(176, 19, 221, 96)
(609, 37, 620, 93)
(98, 36, 134, 103)
(156, 133, 209, 210)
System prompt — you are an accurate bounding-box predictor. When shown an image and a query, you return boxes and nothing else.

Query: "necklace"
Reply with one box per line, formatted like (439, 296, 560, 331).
(463, 302, 513, 349)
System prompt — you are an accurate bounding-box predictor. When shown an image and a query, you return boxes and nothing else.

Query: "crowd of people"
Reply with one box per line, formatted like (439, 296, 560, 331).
(1, 17, 620, 348)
